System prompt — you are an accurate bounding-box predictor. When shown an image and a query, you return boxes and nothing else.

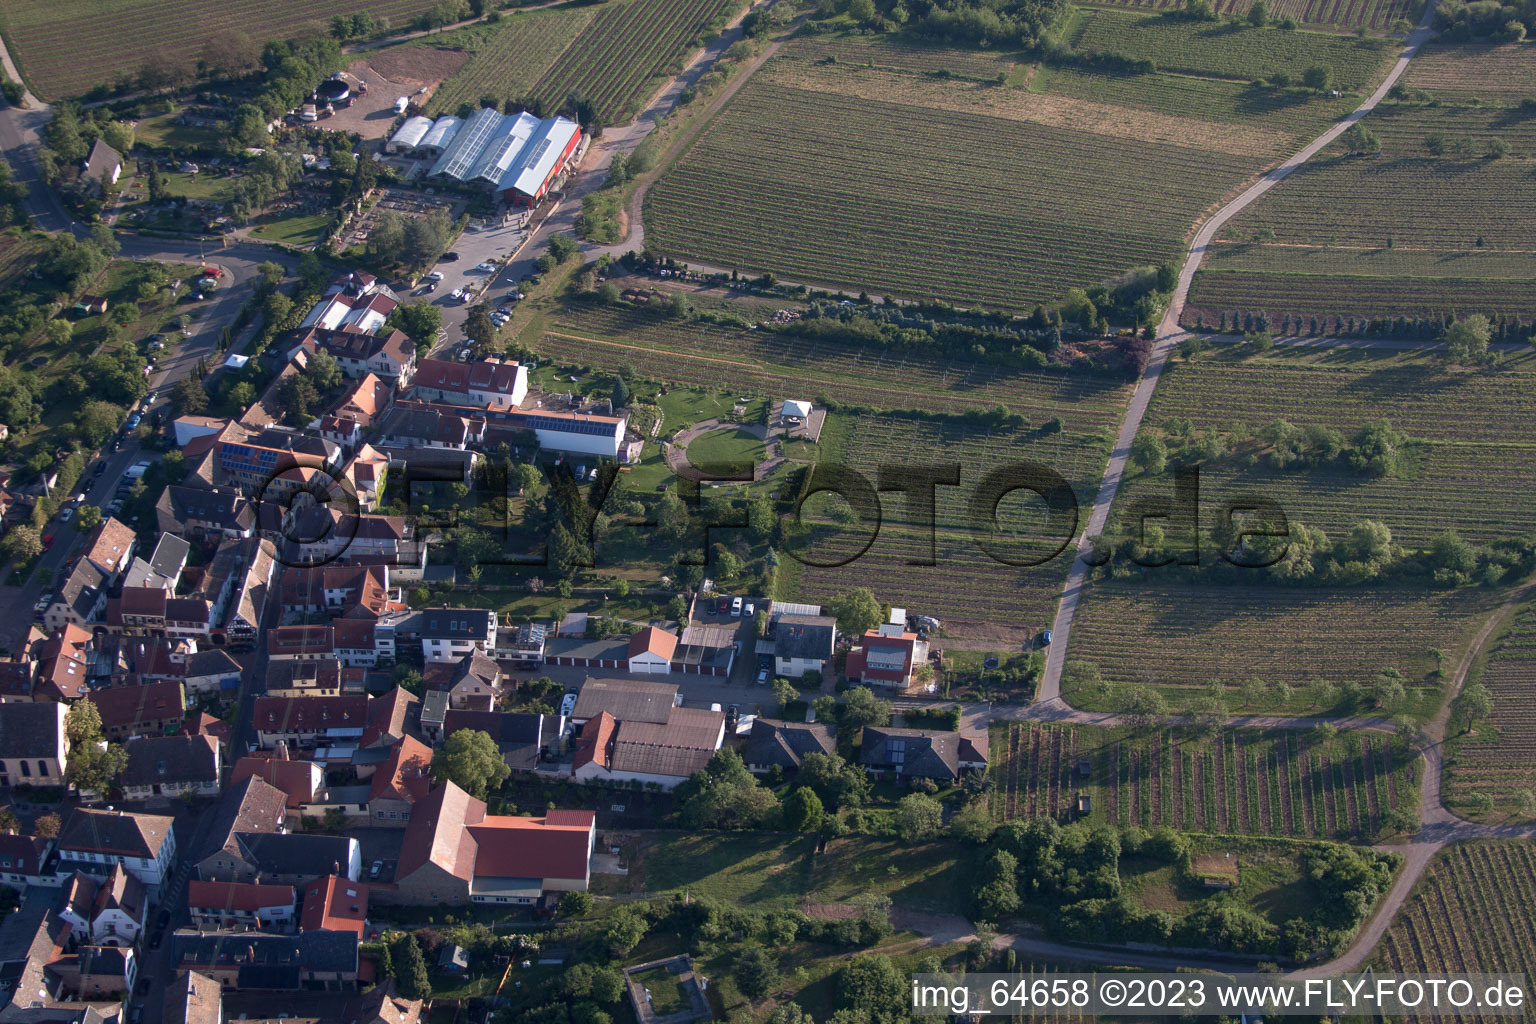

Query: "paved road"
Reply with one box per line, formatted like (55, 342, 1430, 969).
(1036, 10, 1445, 705)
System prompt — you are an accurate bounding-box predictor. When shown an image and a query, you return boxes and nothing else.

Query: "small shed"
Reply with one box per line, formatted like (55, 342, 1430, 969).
(72, 295, 108, 317)
(437, 945, 470, 975)
(1076, 794, 1091, 814)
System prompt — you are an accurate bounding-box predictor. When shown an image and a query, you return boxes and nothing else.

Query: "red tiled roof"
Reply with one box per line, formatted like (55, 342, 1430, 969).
(187, 879, 296, 914)
(229, 756, 321, 809)
(368, 736, 433, 805)
(92, 680, 186, 732)
(253, 695, 369, 735)
(467, 812, 592, 881)
(627, 626, 677, 662)
(572, 712, 615, 771)
(396, 782, 485, 884)
(299, 874, 368, 936)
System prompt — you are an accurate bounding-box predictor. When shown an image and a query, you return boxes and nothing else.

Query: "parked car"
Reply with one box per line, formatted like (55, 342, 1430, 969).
(370, 860, 383, 879)
(744, 601, 755, 618)
(731, 597, 743, 617)
(716, 598, 730, 614)
(58, 508, 73, 523)
(155, 909, 170, 931)
(559, 692, 578, 717)
(126, 413, 141, 429)
(475, 260, 497, 272)
(440, 252, 460, 262)
(726, 704, 739, 731)
(426, 281, 438, 293)
(756, 669, 769, 685)
(426, 270, 445, 281)
(1039, 629, 1054, 647)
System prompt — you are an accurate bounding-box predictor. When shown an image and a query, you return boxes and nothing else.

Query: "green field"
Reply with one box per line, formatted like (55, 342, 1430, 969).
(0, 0, 442, 99)
(990, 722, 1420, 840)
(1110, 348, 1536, 545)
(685, 427, 766, 468)
(1189, 61, 1536, 327)
(249, 210, 332, 248)
(1442, 600, 1536, 820)
(1375, 842, 1536, 993)
(1074, 0, 1417, 33)
(646, 56, 1264, 309)
(1401, 40, 1536, 102)
(425, 0, 739, 123)
(1068, 9, 1399, 90)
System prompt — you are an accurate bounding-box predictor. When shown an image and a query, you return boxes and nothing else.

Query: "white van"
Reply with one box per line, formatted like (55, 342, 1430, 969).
(731, 597, 743, 617)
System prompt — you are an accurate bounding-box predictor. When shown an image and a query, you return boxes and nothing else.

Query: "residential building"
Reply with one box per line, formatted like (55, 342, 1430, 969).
(77, 517, 137, 584)
(344, 981, 423, 1024)
(300, 271, 399, 334)
(299, 874, 368, 937)
(170, 930, 358, 990)
(91, 680, 186, 741)
(744, 719, 837, 774)
(0, 833, 57, 890)
(773, 614, 837, 679)
(279, 565, 391, 617)
(186, 880, 297, 932)
(164, 969, 224, 1024)
(119, 734, 220, 800)
(43, 559, 108, 632)
(236, 833, 360, 885)
(192, 777, 289, 882)
(305, 327, 416, 383)
(228, 752, 325, 815)
(844, 625, 930, 689)
(103, 587, 213, 639)
(155, 486, 255, 541)
(410, 358, 528, 410)
(859, 727, 988, 785)
(422, 651, 501, 711)
(121, 533, 191, 591)
(58, 865, 146, 947)
(440, 710, 563, 771)
(252, 695, 369, 749)
(55, 808, 177, 885)
(367, 736, 432, 826)
(410, 608, 497, 663)
(82, 138, 123, 191)
(182, 650, 243, 701)
(32, 625, 91, 702)
(0, 701, 68, 788)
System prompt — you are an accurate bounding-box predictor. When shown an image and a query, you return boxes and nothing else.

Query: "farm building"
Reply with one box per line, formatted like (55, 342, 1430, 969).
(386, 116, 433, 154)
(426, 107, 582, 206)
(416, 115, 462, 159)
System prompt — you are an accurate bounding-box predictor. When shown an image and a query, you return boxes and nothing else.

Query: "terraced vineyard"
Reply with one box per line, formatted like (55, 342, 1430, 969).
(1110, 349, 1536, 545)
(422, 6, 599, 117)
(1376, 842, 1536, 1006)
(0, 0, 442, 99)
(788, 411, 1112, 633)
(1075, 0, 1416, 32)
(1443, 603, 1536, 819)
(990, 723, 1418, 840)
(784, 34, 1019, 78)
(646, 71, 1263, 310)
(1068, 9, 1399, 90)
(1068, 581, 1495, 696)
(537, 304, 1135, 431)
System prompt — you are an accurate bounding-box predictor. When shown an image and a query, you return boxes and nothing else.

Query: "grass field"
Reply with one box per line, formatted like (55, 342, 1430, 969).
(685, 427, 766, 468)
(1068, 10, 1398, 90)
(425, 0, 739, 123)
(1067, 581, 1495, 697)
(249, 211, 332, 247)
(1110, 347, 1536, 546)
(1442, 600, 1536, 820)
(1074, 0, 1418, 32)
(645, 34, 1269, 310)
(989, 722, 1420, 840)
(1375, 842, 1536, 1004)
(0, 0, 441, 99)
(1189, 56, 1536, 327)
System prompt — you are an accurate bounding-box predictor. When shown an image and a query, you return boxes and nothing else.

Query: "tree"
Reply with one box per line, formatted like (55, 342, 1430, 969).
(66, 698, 104, 747)
(559, 891, 594, 918)
(465, 304, 496, 350)
(1424, 132, 1446, 156)
(1452, 683, 1493, 734)
(67, 741, 127, 796)
(798, 751, 870, 810)
(75, 401, 125, 448)
(1303, 64, 1333, 91)
(430, 729, 510, 799)
(840, 687, 892, 732)
(1120, 684, 1168, 729)
(973, 848, 1020, 918)
(1130, 434, 1167, 475)
(679, 749, 778, 829)
(773, 676, 799, 715)
(388, 303, 443, 348)
(839, 954, 906, 1016)
(735, 947, 779, 1002)
(173, 378, 209, 416)
(1486, 137, 1511, 159)
(1443, 314, 1492, 363)
(547, 233, 580, 262)
(278, 375, 320, 426)
(949, 800, 996, 843)
(781, 787, 824, 833)
(1248, 0, 1270, 24)
(610, 376, 631, 411)
(3, 526, 43, 563)
(1339, 123, 1380, 154)
(34, 813, 60, 838)
(829, 587, 882, 636)
(392, 934, 431, 999)
(75, 506, 102, 532)
(308, 348, 342, 392)
(895, 793, 944, 839)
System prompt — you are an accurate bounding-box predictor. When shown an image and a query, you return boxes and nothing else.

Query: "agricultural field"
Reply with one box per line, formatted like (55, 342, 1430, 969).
(1442, 602, 1536, 819)
(1074, 0, 1417, 33)
(1401, 41, 1536, 103)
(1189, 92, 1536, 327)
(421, 6, 600, 117)
(1110, 348, 1536, 546)
(645, 51, 1265, 310)
(0, 0, 441, 99)
(1067, 9, 1399, 90)
(988, 722, 1420, 840)
(427, 0, 739, 122)
(533, 302, 1136, 430)
(1066, 581, 1496, 697)
(1375, 842, 1536, 1001)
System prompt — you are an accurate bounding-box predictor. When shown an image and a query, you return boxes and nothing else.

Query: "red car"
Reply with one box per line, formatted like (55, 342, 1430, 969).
(716, 598, 730, 614)
(42, 534, 54, 547)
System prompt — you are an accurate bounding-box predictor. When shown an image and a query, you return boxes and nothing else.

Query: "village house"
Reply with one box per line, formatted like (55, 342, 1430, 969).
(92, 680, 187, 741)
(58, 864, 147, 947)
(572, 707, 726, 791)
(186, 879, 298, 932)
(0, 701, 69, 788)
(55, 808, 177, 885)
(119, 734, 220, 801)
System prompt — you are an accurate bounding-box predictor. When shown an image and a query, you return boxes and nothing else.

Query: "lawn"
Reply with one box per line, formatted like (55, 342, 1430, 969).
(133, 114, 224, 152)
(249, 210, 332, 248)
(629, 966, 690, 1017)
(685, 427, 766, 469)
(645, 34, 1268, 311)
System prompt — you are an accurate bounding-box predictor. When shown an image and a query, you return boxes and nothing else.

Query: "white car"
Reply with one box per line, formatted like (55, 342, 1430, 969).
(475, 261, 497, 272)
(744, 601, 756, 618)
(58, 508, 74, 523)
(559, 693, 578, 717)
(425, 271, 444, 281)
